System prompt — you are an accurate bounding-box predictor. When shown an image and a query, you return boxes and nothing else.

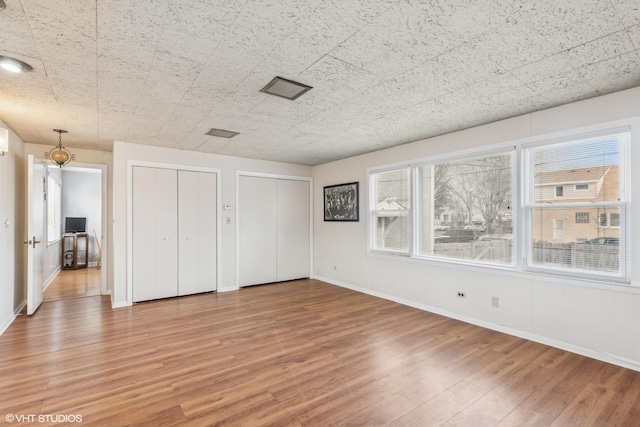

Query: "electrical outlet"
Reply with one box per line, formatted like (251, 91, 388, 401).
(491, 296, 499, 308)
(333, 265, 339, 271)
(457, 291, 466, 298)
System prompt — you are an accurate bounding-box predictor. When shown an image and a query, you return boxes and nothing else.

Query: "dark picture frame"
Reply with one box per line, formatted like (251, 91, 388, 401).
(324, 182, 359, 221)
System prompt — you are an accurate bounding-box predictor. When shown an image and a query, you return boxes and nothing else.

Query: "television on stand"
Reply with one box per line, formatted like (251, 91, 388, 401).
(65, 217, 87, 234)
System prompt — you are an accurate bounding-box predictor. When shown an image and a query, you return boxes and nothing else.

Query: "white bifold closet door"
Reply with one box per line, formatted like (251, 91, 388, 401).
(132, 166, 217, 302)
(276, 179, 310, 282)
(132, 167, 178, 302)
(178, 170, 217, 295)
(238, 175, 310, 287)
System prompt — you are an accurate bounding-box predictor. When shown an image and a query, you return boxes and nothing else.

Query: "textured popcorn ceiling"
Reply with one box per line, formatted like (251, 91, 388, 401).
(0, 0, 639, 165)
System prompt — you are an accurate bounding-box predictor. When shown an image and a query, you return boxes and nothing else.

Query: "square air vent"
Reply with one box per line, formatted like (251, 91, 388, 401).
(206, 128, 239, 138)
(260, 76, 312, 100)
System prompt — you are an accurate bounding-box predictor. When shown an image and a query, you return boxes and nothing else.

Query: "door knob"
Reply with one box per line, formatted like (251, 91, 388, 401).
(24, 237, 40, 248)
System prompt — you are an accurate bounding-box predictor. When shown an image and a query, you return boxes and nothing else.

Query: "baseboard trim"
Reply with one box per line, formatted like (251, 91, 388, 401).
(315, 275, 640, 373)
(0, 300, 27, 336)
(42, 267, 61, 293)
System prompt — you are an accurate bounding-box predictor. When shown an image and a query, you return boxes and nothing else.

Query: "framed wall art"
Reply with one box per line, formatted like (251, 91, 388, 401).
(324, 182, 359, 221)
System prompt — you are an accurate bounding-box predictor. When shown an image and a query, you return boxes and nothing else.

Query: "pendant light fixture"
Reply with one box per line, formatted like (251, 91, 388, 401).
(45, 129, 75, 167)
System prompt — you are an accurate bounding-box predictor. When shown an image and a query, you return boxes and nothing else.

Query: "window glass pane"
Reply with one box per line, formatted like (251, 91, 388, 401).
(527, 132, 627, 280)
(533, 136, 620, 204)
(418, 152, 513, 264)
(372, 169, 409, 252)
(575, 212, 589, 224)
(531, 206, 621, 273)
(46, 176, 61, 244)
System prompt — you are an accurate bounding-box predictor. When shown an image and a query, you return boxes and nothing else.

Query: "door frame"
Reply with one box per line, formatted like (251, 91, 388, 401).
(60, 162, 109, 296)
(126, 160, 221, 306)
(235, 171, 313, 289)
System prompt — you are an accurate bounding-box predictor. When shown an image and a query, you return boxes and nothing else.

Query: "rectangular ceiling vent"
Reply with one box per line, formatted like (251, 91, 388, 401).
(260, 76, 312, 100)
(206, 128, 239, 138)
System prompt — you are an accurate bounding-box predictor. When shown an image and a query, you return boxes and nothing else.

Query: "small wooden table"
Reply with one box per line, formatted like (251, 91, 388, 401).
(61, 233, 89, 270)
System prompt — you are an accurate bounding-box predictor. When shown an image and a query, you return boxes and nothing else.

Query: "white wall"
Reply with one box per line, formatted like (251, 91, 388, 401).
(62, 169, 102, 264)
(313, 87, 640, 371)
(0, 121, 26, 334)
(111, 141, 312, 307)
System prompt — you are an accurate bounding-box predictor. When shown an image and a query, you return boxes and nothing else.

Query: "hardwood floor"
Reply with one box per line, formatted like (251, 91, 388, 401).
(2, 279, 640, 426)
(43, 267, 101, 302)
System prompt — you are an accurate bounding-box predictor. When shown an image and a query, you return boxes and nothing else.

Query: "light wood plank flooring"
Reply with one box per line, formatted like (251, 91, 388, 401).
(2, 279, 640, 426)
(43, 268, 101, 302)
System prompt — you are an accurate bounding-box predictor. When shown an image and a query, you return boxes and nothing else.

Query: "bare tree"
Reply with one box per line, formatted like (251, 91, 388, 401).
(474, 155, 512, 233)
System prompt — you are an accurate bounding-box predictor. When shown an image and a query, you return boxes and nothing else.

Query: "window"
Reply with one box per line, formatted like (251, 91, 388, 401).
(370, 168, 410, 253)
(368, 127, 630, 285)
(416, 151, 513, 265)
(599, 211, 620, 228)
(524, 131, 628, 281)
(575, 212, 589, 224)
(552, 219, 564, 240)
(47, 172, 62, 243)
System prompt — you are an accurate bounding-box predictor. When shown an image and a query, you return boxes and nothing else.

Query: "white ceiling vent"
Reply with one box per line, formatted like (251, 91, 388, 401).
(260, 76, 312, 100)
(206, 128, 239, 138)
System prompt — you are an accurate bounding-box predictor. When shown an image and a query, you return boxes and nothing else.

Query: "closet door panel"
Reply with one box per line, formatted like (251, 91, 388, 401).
(277, 179, 310, 281)
(238, 176, 277, 286)
(178, 170, 217, 295)
(154, 168, 179, 299)
(132, 167, 178, 302)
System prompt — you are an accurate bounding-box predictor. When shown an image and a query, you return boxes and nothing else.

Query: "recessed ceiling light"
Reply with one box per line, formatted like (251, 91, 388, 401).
(206, 128, 239, 138)
(260, 76, 312, 100)
(0, 56, 33, 73)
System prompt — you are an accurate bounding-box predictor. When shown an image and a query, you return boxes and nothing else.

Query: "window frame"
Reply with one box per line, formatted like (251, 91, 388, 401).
(366, 125, 631, 286)
(412, 148, 516, 267)
(46, 172, 62, 244)
(369, 165, 412, 256)
(522, 128, 629, 283)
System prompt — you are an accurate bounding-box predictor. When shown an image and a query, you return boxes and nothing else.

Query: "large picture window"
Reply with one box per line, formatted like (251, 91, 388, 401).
(368, 127, 630, 285)
(416, 151, 514, 265)
(524, 131, 629, 281)
(370, 168, 410, 253)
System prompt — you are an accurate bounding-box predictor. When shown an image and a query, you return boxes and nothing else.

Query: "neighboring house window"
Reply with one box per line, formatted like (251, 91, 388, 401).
(524, 130, 628, 281)
(370, 167, 410, 254)
(552, 219, 564, 240)
(555, 186, 563, 197)
(47, 174, 62, 243)
(415, 150, 513, 265)
(576, 183, 589, 190)
(599, 212, 620, 228)
(575, 212, 589, 224)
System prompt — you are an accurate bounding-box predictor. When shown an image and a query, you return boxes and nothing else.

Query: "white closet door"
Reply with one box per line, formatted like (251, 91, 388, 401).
(276, 179, 310, 281)
(238, 176, 277, 286)
(132, 167, 178, 302)
(178, 170, 217, 295)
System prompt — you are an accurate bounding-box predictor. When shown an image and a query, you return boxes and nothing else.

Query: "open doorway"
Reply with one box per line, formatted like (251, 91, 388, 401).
(42, 165, 104, 302)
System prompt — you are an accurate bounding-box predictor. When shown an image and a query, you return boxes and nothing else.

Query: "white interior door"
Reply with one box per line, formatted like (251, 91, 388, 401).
(26, 155, 46, 315)
(132, 167, 178, 302)
(178, 170, 217, 295)
(276, 179, 310, 281)
(238, 176, 277, 286)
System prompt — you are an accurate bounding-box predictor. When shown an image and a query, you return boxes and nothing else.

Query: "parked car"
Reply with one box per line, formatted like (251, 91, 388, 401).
(584, 237, 619, 245)
(463, 222, 486, 232)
